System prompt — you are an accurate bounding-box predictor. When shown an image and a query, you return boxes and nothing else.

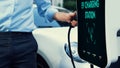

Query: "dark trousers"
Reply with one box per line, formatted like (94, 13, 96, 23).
(0, 32, 38, 68)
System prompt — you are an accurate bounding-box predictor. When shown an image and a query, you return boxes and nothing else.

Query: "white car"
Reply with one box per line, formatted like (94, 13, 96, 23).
(32, 4, 99, 68)
(33, 27, 93, 68)
(32, 5, 120, 68)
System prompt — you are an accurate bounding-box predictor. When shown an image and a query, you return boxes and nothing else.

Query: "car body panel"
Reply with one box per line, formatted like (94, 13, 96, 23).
(33, 27, 99, 68)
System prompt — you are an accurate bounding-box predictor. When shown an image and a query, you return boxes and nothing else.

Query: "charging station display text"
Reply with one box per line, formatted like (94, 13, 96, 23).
(77, 0, 107, 67)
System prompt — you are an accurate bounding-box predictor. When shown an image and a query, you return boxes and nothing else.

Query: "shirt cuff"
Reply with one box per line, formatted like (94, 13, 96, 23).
(45, 6, 58, 22)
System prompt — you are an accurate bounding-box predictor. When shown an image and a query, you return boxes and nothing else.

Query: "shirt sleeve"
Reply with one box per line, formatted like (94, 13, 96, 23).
(34, 0, 58, 22)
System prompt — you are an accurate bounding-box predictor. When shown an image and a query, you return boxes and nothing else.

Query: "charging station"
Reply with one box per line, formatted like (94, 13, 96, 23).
(77, 0, 120, 67)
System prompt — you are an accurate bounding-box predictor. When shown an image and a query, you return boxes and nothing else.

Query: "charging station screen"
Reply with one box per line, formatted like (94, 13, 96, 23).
(77, 0, 107, 67)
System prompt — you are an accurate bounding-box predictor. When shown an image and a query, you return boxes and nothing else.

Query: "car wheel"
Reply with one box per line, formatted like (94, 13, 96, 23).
(37, 54, 49, 68)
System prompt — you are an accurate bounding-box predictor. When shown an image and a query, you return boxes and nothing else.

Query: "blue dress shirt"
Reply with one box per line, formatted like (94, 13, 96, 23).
(0, 0, 58, 32)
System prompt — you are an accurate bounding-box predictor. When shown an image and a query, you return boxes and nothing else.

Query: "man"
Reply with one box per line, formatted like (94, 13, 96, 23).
(0, 0, 77, 68)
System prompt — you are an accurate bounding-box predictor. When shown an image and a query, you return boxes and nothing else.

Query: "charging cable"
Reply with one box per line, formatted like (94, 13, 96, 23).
(90, 64, 94, 68)
(68, 25, 76, 68)
(67, 12, 77, 68)
(68, 11, 95, 68)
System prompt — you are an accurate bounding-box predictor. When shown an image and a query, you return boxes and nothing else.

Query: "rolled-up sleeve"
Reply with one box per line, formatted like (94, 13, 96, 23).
(34, 0, 58, 22)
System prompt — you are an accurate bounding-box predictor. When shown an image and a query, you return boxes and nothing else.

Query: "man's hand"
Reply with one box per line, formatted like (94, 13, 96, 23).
(53, 12, 77, 27)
